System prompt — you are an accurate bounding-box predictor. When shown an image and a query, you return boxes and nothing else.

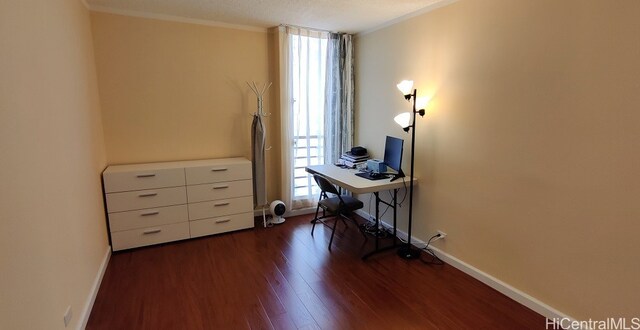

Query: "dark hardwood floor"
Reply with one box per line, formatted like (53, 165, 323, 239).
(87, 214, 546, 329)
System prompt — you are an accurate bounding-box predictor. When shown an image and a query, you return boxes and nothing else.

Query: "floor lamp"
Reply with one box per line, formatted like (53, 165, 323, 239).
(394, 80, 426, 260)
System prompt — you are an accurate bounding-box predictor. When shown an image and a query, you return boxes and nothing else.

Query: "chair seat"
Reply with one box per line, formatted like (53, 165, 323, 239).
(311, 174, 366, 251)
(318, 195, 364, 214)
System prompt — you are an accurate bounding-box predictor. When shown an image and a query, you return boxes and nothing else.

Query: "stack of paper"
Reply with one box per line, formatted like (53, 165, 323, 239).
(340, 152, 370, 168)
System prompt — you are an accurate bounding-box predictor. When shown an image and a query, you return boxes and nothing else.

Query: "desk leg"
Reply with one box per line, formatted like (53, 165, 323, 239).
(392, 188, 398, 248)
(362, 191, 399, 260)
(374, 192, 380, 251)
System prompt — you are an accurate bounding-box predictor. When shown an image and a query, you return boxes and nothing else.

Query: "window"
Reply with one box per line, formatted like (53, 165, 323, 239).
(279, 27, 353, 210)
(289, 32, 328, 201)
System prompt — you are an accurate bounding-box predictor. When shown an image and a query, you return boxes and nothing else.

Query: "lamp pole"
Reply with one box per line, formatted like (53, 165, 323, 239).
(397, 88, 421, 260)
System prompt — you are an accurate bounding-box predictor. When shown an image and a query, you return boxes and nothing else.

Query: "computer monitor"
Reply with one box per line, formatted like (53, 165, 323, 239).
(383, 136, 405, 181)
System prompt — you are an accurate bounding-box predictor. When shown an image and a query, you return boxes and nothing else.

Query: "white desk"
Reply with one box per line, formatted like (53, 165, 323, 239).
(305, 164, 418, 259)
(305, 165, 417, 194)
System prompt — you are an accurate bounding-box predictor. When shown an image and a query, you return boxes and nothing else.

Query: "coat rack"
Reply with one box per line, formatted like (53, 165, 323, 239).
(247, 81, 272, 117)
(248, 81, 272, 227)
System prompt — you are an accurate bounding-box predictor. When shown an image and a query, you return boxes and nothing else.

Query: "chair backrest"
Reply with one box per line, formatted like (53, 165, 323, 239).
(313, 174, 340, 197)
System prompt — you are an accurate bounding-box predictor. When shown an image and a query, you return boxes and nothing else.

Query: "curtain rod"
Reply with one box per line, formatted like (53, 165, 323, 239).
(278, 23, 345, 35)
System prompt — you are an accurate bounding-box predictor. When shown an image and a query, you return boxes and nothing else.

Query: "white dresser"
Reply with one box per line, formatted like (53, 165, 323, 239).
(103, 158, 254, 251)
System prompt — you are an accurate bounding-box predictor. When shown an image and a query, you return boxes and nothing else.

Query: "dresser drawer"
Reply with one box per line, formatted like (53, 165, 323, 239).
(187, 179, 252, 203)
(185, 162, 251, 185)
(111, 222, 190, 251)
(188, 196, 253, 221)
(189, 212, 254, 238)
(106, 186, 187, 213)
(108, 204, 188, 232)
(103, 167, 185, 193)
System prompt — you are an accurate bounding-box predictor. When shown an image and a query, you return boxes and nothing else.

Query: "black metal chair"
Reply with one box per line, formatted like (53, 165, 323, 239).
(311, 174, 365, 251)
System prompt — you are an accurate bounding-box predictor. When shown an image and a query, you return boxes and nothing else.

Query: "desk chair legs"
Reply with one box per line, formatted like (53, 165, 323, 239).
(311, 174, 365, 251)
(311, 205, 321, 236)
(312, 211, 361, 251)
(310, 191, 328, 226)
(328, 216, 339, 251)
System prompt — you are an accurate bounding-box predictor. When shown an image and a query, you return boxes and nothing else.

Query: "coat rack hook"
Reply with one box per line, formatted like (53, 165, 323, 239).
(247, 81, 272, 118)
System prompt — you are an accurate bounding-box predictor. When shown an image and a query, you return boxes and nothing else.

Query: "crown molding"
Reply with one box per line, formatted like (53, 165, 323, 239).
(358, 0, 459, 37)
(87, 4, 268, 33)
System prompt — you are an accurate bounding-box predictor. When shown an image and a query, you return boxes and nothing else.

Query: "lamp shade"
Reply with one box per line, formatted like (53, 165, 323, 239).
(415, 96, 430, 110)
(394, 112, 411, 129)
(396, 80, 414, 95)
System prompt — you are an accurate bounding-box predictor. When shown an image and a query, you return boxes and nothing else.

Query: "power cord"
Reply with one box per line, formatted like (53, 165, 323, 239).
(396, 176, 408, 207)
(366, 192, 392, 221)
(362, 177, 435, 259)
(396, 233, 445, 265)
(359, 220, 392, 238)
(420, 234, 445, 265)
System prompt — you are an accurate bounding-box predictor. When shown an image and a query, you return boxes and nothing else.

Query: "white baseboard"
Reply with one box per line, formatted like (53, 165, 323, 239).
(353, 209, 576, 324)
(285, 207, 316, 217)
(78, 245, 111, 330)
(253, 206, 316, 218)
(253, 206, 316, 228)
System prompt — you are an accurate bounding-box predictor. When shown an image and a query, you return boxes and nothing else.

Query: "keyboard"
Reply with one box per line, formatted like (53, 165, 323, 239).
(355, 172, 389, 181)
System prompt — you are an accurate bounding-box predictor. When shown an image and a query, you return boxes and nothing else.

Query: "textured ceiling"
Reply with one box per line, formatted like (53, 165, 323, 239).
(86, 0, 450, 33)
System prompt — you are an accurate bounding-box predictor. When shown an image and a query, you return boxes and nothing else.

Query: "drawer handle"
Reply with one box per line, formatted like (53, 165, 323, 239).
(143, 229, 162, 235)
(215, 218, 231, 224)
(136, 173, 156, 178)
(214, 202, 230, 207)
(213, 185, 229, 190)
(138, 192, 158, 197)
(211, 168, 228, 172)
(140, 211, 160, 216)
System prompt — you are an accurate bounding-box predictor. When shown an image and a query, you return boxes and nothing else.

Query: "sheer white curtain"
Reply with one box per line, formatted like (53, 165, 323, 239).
(278, 26, 353, 212)
(279, 26, 328, 210)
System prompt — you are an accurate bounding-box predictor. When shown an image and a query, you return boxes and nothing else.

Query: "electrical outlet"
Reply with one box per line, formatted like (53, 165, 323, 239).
(436, 230, 447, 240)
(63, 306, 72, 327)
